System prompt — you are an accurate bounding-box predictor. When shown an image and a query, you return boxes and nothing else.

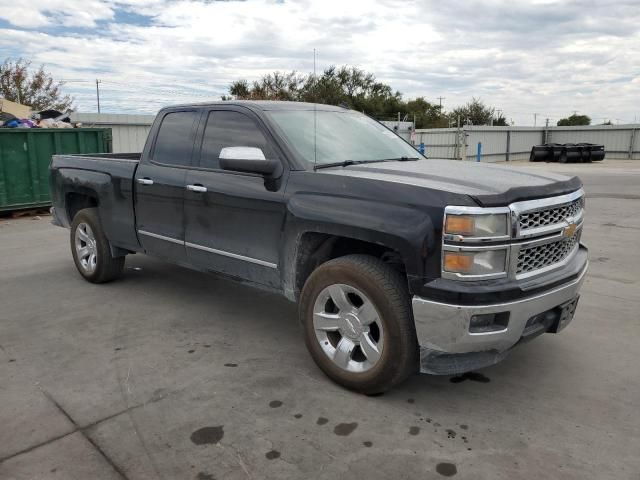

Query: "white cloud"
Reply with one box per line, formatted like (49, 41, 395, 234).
(0, 0, 638, 124)
(0, 0, 114, 28)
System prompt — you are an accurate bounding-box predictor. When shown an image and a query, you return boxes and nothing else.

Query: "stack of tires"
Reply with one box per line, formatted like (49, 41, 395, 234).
(530, 143, 605, 163)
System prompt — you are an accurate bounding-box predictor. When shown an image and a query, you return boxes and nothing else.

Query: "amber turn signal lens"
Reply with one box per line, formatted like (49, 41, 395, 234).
(445, 215, 475, 235)
(443, 252, 473, 273)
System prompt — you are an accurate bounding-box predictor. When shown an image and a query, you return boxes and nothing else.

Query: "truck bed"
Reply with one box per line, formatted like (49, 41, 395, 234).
(49, 152, 142, 253)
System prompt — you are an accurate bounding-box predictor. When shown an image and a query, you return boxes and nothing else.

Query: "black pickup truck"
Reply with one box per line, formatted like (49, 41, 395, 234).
(50, 101, 588, 393)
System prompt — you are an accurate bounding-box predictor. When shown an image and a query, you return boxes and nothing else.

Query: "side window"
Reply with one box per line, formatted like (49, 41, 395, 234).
(152, 111, 197, 166)
(200, 110, 274, 170)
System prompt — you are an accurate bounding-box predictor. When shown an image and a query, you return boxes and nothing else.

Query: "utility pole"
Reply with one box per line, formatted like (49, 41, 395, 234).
(437, 96, 445, 109)
(533, 113, 538, 127)
(96, 79, 102, 113)
(544, 118, 550, 144)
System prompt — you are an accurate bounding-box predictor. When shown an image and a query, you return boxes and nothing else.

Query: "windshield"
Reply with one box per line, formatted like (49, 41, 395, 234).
(267, 109, 423, 167)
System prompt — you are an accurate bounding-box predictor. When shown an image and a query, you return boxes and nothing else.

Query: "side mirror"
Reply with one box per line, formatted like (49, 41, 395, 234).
(219, 147, 281, 176)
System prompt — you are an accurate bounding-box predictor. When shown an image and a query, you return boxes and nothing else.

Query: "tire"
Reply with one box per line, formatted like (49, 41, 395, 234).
(70, 208, 125, 283)
(299, 254, 418, 394)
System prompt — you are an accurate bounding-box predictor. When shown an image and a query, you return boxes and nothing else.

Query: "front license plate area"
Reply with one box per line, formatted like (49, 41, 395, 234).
(551, 296, 580, 333)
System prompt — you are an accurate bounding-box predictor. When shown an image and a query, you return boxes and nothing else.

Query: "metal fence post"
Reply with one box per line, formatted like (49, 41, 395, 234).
(506, 130, 511, 162)
(630, 129, 637, 160)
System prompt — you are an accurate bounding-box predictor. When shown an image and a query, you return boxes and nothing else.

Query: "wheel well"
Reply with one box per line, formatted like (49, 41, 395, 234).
(294, 232, 406, 298)
(66, 192, 98, 222)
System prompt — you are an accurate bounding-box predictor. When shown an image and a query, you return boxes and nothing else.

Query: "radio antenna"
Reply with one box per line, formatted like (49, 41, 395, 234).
(313, 48, 317, 167)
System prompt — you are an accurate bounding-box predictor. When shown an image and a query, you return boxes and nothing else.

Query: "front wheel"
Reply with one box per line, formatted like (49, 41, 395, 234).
(299, 254, 418, 394)
(70, 208, 125, 283)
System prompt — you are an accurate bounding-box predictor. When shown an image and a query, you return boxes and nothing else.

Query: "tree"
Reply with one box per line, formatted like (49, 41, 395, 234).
(0, 58, 74, 111)
(223, 67, 508, 129)
(493, 115, 508, 126)
(449, 98, 497, 126)
(557, 114, 591, 126)
(404, 97, 448, 128)
(224, 65, 404, 119)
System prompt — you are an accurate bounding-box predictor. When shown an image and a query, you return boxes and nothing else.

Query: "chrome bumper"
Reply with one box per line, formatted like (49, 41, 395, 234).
(412, 263, 588, 374)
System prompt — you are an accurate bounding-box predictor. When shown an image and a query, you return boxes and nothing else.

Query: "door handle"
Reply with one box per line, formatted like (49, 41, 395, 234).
(186, 184, 207, 193)
(137, 178, 154, 185)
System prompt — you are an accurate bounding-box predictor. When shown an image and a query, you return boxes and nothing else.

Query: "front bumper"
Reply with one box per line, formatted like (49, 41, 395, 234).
(412, 262, 588, 374)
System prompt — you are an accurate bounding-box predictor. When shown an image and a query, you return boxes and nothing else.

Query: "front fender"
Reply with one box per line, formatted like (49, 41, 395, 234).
(281, 192, 436, 300)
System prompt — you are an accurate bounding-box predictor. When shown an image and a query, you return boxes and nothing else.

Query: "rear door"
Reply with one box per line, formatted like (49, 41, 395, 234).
(134, 109, 200, 264)
(183, 107, 288, 287)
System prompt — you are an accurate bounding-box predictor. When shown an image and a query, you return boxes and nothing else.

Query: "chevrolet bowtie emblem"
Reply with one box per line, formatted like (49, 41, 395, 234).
(564, 222, 577, 238)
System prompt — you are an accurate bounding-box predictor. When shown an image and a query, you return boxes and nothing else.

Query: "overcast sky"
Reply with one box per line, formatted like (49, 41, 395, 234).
(0, 0, 638, 125)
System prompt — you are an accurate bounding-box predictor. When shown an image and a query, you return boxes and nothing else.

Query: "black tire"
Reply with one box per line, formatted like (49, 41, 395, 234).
(299, 254, 418, 394)
(70, 208, 125, 283)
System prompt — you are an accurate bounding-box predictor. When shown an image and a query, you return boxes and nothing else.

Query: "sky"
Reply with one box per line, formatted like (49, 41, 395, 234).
(0, 0, 638, 125)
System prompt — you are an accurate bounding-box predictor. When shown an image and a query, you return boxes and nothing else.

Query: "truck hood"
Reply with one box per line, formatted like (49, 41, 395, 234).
(319, 159, 582, 207)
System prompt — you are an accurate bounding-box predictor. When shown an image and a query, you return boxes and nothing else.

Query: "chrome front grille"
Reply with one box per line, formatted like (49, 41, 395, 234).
(516, 232, 580, 274)
(519, 197, 583, 231)
(442, 189, 585, 281)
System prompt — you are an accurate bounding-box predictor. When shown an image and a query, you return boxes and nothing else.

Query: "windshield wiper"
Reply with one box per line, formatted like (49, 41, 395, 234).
(314, 157, 419, 170)
(379, 156, 419, 162)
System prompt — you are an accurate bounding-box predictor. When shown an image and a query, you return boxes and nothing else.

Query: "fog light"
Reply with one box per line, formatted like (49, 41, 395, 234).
(469, 312, 509, 333)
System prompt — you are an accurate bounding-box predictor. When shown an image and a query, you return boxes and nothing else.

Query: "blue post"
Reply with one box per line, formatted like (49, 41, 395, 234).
(476, 142, 482, 162)
(418, 142, 425, 155)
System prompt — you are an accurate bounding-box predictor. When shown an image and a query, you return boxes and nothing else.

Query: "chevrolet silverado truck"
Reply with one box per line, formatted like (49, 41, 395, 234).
(50, 101, 588, 393)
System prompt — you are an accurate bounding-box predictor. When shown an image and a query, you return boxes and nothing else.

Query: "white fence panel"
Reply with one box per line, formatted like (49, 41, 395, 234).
(508, 129, 545, 162)
(549, 126, 637, 160)
(68, 113, 640, 161)
(415, 129, 458, 159)
(70, 113, 155, 153)
(464, 129, 510, 162)
(415, 125, 640, 162)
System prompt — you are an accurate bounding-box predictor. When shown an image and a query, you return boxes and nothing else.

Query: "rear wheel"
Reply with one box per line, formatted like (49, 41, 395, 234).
(299, 254, 418, 394)
(70, 208, 125, 283)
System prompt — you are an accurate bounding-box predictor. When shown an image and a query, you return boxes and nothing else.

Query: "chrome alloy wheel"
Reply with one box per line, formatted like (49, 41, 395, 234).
(74, 222, 98, 274)
(312, 284, 384, 373)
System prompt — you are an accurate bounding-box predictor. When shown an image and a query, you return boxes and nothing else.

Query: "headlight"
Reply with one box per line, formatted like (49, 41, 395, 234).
(443, 249, 507, 277)
(444, 213, 509, 238)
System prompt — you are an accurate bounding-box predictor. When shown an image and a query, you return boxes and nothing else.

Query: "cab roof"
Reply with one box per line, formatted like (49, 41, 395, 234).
(165, 100, 349, 112)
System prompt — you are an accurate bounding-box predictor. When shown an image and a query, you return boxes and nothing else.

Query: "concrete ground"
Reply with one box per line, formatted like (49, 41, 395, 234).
(1, 160, 639, 480)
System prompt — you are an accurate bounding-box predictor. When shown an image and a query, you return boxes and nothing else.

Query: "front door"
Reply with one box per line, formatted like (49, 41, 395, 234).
(134, 110, 199, 265)
(184, 108, 287, 288)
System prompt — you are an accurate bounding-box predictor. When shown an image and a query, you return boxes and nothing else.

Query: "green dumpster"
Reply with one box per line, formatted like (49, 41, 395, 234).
(0, 128, 112, 212)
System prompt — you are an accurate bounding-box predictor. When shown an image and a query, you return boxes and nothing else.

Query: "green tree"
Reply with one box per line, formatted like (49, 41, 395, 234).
(557, 114, 591, 126)
(0, 58, 73, 111)
(224, 65, 404, 119)
(493, 115, 508, 126)
(449, 98, 497, 126)
(404, 97, 448, 128)
(224, 67, 508, 129)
